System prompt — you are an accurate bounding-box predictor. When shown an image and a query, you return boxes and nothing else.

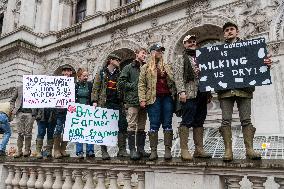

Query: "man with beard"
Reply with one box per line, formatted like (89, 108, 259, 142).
(118, 48, 150, 160)
(174, 35, 212, 161)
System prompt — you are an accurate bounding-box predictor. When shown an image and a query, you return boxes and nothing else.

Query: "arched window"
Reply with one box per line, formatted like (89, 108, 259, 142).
(76, 0, 86, 23)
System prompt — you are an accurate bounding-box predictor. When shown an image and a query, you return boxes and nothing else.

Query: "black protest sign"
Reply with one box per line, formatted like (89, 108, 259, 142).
(196, 38, 272, 92)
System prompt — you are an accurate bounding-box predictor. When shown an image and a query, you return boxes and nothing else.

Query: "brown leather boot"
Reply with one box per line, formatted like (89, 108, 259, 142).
(53, 135, 62, 159)
(178, 127, 192, 161)
(219, 126, 233, 161)
(148, 131, 158, 161)
(101, 145, 110, 160)
(60, 138, 70, 158)
(46, 139, 53, 157)
(242, 126, 261, 160)
(35, 139, 43, 159)
(14, 134, 24, 158)
(23, 136, 32, 157)
(164, 130, 173, 160)
(193, 127, 211, 158)
(117, 132, 129, 157)
(136, 131, 150, 157)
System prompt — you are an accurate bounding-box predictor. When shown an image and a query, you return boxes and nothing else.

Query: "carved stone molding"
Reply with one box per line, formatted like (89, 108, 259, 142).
(238, 0, 280, 38)
(268, 42, 281, 55)
(0, 0, 8, 12)
(111, 28, 128, 40)
(186, 0, 210, 16)
(0, 87, 16, 100)
(151, 18, 158, 28)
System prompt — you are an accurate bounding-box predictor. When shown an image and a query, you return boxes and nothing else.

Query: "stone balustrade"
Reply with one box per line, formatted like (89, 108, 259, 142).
(0, 158, 284, 189)
(105, 0, 142, 22)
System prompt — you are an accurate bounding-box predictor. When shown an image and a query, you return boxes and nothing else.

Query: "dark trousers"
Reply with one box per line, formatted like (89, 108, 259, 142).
(105, 102, 128, 133)
(181, 92, 208, 128)
(220, 96, 252, 127)
(37, 120, 55, 140)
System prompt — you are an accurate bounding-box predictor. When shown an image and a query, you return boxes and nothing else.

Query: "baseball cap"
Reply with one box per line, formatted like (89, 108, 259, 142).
(108, 54, 122, 61)
(149, 44, 165, 52)
(183, 35, 197, 44)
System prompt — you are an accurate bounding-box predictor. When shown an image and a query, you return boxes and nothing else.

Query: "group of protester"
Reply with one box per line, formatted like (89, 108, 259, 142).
(0, 22, 272, 162)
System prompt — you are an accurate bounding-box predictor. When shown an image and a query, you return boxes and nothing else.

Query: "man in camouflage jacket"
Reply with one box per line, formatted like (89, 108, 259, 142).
(92, 54, 128, 160)
(174, 35, 212, 161)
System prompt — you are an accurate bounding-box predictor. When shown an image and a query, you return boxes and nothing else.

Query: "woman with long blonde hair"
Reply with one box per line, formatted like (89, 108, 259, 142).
(138, 44, 176, 161)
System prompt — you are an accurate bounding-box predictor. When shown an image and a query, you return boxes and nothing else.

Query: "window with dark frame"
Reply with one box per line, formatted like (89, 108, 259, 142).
(75, 0, 87, 23)
(120, 0, 132, 6)
(0, 14, 4, 36)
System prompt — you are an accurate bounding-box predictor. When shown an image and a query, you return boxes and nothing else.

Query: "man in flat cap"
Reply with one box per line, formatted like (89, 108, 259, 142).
(92, 54, 129, 160)
(173, 35, 212, 161)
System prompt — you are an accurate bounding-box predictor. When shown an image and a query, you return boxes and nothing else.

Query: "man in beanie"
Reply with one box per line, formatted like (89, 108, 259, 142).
(173, 35, 212, 161)
(92, 54, 129, 160)
(218, 22, 272, 161)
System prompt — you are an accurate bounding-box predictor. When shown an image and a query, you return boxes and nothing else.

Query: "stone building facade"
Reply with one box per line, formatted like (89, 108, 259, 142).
(0, 0, 283, 137)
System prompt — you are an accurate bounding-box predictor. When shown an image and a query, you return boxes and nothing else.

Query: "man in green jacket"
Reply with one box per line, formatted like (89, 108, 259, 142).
(118, 48, 150, 160)
(219, 22, 272, 161)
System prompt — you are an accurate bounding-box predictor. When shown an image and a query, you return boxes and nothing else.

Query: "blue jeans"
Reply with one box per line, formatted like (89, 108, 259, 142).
(181, 92, 208, 128)
(37, 121, 55, 140)
(54, 116, 66, 136)
(0, 113, 12, 151)
(76, 143, 94, 155)
(147, 96, 174, 131)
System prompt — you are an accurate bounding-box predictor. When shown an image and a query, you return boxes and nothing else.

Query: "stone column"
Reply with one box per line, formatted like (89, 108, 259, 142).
(274, 177, 284, 189)
(95, 0, 106, 12)
(137, 172, 145, 189)
(110, 0, 120, 10)
(19, 168, 28, 189)
(83, 170, 95, 189)
(27, 168, 37, 189)
(225, 176, 243, 189)
(95, 171, 106, 189)
(108, 171, 119, 189)
(2, 0, 17, 34)
(86, 0, 96, 16)
(40, 0, 52, 33)
(5, 167, 14, 189)
(50, 0, 59, 31)
(19, 0, 37, 29)
(122, 171, 132, 189)
(35, 168, 45, 189)
(247, 176, 267, 189)
(72, 170, 84, 189)
(58, 0, 73, 30)
(62, 169, 73, 189)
